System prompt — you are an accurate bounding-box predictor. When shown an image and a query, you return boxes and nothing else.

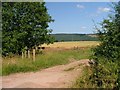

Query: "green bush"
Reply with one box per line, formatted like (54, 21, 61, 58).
(90, 1, 120, 88)
(90, 57, 118, 88)
(74, 1, 120, 88)
(73, 57, 118, 88)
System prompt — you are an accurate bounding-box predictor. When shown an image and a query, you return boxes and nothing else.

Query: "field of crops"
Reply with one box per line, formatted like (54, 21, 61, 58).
(41, 41, 99, 49)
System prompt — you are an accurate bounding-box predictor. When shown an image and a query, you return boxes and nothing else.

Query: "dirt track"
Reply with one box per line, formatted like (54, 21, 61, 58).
(2, 59, 90, 88)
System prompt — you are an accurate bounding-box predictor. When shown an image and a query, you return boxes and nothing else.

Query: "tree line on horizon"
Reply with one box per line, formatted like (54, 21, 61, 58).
(52, 34, 98, 42)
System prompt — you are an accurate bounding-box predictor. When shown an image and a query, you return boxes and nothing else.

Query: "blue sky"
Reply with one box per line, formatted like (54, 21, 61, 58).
(45, 2, 113, 34)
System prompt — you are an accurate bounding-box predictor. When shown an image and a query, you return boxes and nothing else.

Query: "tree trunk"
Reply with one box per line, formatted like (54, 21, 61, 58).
(33, 49, 35, 61)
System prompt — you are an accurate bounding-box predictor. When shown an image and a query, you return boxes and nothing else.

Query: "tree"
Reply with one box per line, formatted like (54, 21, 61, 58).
(93, 4, 120, 60)
(91, 1, 120, 88)
(2, 2, 54, 56)
(0, 1, 1, 51)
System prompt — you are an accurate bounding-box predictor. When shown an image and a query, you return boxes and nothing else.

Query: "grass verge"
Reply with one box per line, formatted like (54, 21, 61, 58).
(72, 66, 94, 88)
(2, 48, 91, 76)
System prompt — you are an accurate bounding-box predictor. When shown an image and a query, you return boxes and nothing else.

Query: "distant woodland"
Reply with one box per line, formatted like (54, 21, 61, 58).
(52, 34, 98, 42)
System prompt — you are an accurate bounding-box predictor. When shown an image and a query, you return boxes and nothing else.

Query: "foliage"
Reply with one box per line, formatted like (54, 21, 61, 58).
(73, 1, 120, 88)
(2, 2, 54, 56)
(73, 58, 118, 88)
(90, 58, 118, 88)
(73, 66, 94, 88)
(91, 1, 120, 89)
(2, 48, 91, 76)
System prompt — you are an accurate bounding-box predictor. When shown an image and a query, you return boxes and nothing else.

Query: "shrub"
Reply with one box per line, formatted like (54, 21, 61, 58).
(90, 1, 120, 88)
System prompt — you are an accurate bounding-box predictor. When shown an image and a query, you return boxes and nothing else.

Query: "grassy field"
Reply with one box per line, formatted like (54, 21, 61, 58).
(2, 48, 91, 76)
(2, 41, 99, 76)
(41, 41, 99, 49)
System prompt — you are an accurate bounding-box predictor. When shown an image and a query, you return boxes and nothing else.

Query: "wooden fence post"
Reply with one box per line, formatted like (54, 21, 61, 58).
(25, 50, 27, 58)
(33, 49, 35, 61)
(22, 52, 24, 59)
(28, 50, 30, 59)
(35, 46, 38, 51)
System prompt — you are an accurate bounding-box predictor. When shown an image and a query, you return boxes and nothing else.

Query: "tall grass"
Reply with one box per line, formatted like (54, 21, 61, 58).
(72, 66, 94, 88)
(2, 48, 92, 76)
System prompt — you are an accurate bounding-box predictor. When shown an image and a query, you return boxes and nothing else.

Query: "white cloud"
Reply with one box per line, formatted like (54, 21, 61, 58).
(81, 26, 87, 29)
(76, 4, 85, 9)
(89, 7, 111, 17)
(97, 7, 111, 13)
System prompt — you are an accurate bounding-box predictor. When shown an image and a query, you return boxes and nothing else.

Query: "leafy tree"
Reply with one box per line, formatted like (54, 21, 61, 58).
(2, 2, 54, 56)
(93, 3, 120, 60)
(0, 2, 1, 50)
(91, 1, 120, 88)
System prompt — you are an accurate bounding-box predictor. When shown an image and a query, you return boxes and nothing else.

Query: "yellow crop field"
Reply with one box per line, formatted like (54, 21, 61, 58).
(41, 41, 99, 49)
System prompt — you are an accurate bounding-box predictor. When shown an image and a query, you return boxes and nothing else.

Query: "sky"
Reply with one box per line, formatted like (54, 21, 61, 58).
(45, 2, 115, 34)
